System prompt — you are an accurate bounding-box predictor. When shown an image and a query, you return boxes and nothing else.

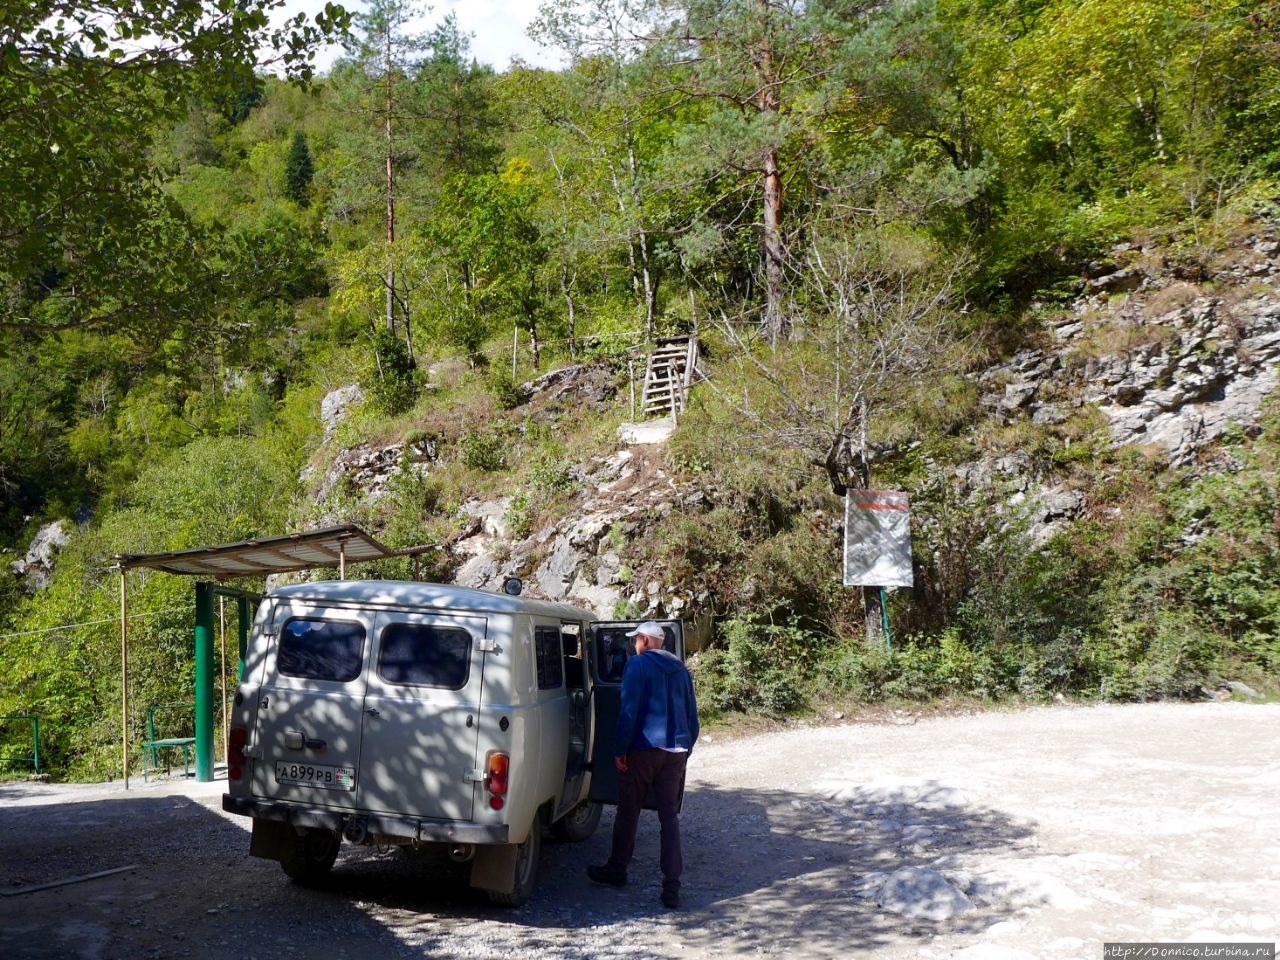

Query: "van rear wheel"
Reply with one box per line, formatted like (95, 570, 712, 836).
(486, 826, 541, 907)
(550, 801, 602, 843)
(280, 828, 340, 884)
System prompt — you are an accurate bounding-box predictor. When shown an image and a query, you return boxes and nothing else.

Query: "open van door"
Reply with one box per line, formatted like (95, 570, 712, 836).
(586, 620, 685, 806)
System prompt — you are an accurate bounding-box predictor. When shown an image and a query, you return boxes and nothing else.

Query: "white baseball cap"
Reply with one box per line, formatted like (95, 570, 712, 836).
(625, 621, 665, 640)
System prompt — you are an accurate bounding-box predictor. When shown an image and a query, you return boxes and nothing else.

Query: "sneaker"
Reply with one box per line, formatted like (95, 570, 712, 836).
(661, 883, 680, 909)
(587, 864, 627, 888)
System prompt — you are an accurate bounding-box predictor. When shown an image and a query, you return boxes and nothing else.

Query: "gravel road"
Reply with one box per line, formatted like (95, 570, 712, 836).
(1, 702, 1276, 960)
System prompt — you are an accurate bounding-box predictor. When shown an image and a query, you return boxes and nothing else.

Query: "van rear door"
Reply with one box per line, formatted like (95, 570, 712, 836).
(586, 620, 685, 806)
(355, 611, 486, 822)
(251, 602, 373, 810)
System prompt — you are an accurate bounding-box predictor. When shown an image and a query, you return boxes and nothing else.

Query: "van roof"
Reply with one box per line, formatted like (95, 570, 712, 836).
(267, 579, 598, 621)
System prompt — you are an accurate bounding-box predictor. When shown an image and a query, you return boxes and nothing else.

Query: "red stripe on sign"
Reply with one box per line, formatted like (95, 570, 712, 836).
(853, 502, 910, 511)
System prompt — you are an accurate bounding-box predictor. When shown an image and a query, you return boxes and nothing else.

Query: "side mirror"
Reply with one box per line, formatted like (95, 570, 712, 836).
(502, 577, 523, 596)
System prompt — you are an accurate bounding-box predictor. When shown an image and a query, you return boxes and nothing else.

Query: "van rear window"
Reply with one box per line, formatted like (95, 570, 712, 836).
(378, 623, 471, 689)
(278, 618, 365, 682)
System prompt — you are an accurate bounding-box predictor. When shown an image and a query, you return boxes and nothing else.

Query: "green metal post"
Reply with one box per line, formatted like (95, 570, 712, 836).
(32, 716, 39, 774)
(237, 595, 249, 680)
(880, 587, 892, 652)
(194, 581, 215, 781)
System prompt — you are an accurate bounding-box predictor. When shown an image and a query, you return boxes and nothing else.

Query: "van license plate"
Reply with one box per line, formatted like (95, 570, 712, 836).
(275, 762, 355, 791)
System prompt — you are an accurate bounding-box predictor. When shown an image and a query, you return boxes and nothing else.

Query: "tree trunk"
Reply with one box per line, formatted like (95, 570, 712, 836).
(762, 145, 785, 345)
(756, 0, 786, 345)
(561, 260, 577, 356)
(384, 20, 396, 337)
(627, 138, 657, 340)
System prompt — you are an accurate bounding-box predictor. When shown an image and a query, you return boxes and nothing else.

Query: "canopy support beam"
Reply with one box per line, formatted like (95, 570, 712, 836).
(119, 567, 129, 790)
(194, 582, 215, 781)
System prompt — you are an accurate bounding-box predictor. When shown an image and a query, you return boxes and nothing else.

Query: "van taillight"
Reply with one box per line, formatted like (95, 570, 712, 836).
(228, 725, 248, 781)
(486, 752, 509, 810)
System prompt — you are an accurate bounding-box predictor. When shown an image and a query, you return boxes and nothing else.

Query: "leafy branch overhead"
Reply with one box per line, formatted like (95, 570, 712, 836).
(0, 0, 350, 335)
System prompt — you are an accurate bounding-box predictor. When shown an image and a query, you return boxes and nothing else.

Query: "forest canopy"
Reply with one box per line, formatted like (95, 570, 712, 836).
(2, 0, 1279, 774)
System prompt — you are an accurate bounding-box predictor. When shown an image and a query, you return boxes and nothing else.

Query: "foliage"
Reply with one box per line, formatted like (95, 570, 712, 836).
(694, 619, 819, 718)
(458, 432, 506, 472)
(4, 0, 1280, 775)
(0, 0, 348, 337)
(283, 131, 315, 206)
(486, 370, 529, 410)
(364, 329, 421, 415)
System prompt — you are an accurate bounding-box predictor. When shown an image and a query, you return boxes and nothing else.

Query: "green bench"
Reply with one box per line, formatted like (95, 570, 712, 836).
(141, 703, 196, 782)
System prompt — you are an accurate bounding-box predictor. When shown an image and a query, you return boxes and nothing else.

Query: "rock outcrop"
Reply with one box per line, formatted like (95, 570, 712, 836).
(302, 435, 438, 525)
(11, 520, 71, 591)
(451, 447, 711, 622)
(962, 220, 1280, 540)
(982, 225, 1280, 465)
(319, 384, 363, 437)
(289, 362, 708, 626)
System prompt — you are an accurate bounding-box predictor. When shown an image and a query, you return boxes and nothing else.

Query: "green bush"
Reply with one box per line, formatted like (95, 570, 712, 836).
(486, 369, 529, 410)
(459, 432, 505, 471)
(364, 329, 421, 415)
(699, 619, 821, 717)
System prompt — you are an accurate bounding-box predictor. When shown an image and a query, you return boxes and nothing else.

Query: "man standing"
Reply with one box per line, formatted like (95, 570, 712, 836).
(588, 621, 699, 909)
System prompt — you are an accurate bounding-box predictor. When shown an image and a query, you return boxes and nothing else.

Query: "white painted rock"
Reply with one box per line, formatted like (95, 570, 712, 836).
(617, 418, 676, 444)
(876, 867, 974, 921)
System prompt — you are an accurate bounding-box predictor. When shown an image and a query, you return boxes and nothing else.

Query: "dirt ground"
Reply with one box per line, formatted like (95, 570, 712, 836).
(1, 702, 1276, 960)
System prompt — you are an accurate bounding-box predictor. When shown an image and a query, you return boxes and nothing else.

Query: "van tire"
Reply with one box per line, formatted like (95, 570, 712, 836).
(280, 828, 340, 884)
(486, 826, 541, 907)
(550, 801, 602, 843)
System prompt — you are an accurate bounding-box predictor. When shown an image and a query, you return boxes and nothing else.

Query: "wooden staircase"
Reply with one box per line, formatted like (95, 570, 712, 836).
(640, 335, 699, 420)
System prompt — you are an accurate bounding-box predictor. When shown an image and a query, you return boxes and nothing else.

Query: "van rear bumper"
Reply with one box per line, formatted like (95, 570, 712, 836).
(222, 794, 509, 844)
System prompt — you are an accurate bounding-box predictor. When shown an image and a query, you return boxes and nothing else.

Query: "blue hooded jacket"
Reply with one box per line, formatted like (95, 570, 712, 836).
(614, 649, 700, 756)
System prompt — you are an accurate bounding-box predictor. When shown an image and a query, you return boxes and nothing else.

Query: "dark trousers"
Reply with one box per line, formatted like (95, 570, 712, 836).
(608, 748, 687, 886)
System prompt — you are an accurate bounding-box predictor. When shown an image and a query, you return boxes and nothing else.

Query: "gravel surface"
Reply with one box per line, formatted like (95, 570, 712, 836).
(1, 702, 1277, 959)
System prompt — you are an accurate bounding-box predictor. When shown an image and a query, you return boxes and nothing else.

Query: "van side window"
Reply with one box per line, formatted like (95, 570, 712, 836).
(278, 618, 366, 682)
(534, 626, 563, 690)
(378, 623, 472, 689)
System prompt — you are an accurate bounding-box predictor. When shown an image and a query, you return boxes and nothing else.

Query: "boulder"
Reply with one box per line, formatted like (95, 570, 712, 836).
(11, 520, 71, 590)
(320, 385, 363, 437)
(1223, 681, 1261, 699)
(459, 498, 512, 540)
(1085, 268, 1143, 295)
(876, 867, 974, 921)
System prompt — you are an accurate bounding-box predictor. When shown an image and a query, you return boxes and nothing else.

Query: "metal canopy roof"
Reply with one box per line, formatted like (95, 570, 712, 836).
(113, 525, 395, 577)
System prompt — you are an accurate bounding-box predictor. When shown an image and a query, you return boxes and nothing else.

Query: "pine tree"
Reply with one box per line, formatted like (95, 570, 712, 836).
(283, 131, 314, 207)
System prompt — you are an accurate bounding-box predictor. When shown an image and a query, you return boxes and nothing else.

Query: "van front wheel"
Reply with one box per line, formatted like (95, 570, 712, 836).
(486, 826, 541, 907)
(280, 828, 339, 885)
(550, 801, 602, 843)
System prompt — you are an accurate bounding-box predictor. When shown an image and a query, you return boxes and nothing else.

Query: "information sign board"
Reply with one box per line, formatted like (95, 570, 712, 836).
(843, 490, 913, 588)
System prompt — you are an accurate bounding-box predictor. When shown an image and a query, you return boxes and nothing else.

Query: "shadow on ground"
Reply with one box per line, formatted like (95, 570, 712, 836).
(0, 792, 405, 960)
(0, 779, 1036, 960)
(321, 781, 1037, 958)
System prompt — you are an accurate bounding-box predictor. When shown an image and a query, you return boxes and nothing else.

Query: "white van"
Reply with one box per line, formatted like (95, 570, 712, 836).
(221, 580, 684, 905)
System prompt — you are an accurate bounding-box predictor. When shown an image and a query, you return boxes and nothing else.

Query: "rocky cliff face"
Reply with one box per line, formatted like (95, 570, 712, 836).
(964, 219, 1280, 540)
(298, 362, 712, 629)
(450, 446, 710, 621)
(299, 219, 1280, 623)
